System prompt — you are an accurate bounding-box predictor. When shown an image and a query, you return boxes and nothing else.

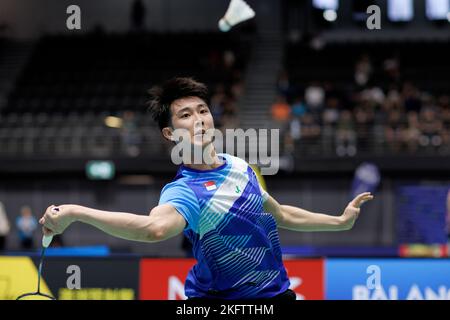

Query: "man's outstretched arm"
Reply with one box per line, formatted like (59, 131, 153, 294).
(264, 192, 374, 232)
(39, 203, 186, 242)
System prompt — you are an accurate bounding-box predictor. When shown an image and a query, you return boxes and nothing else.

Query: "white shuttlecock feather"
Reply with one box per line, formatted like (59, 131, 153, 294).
(219, 0, 255, 32)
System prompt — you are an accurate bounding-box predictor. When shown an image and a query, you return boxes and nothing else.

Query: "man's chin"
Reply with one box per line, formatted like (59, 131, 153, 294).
(190, 134, 212, 146)
(191, 140, 214, 149)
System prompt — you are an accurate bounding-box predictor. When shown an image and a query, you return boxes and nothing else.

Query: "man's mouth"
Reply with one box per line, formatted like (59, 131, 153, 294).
(194, 129, 206, 137)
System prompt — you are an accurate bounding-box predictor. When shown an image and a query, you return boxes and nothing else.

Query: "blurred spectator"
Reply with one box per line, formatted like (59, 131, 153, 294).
(360, 87, 385, 107)
(284, 97, 306, 153)
(335, 110, 357, 157)
(121, 111, 142, 157)
(354, 107, 373, 152)
(290, 117, 302, 141)
(418, 107, 443, 151)
(322, 97, 340, 125)
(271, 96, 291, 125)
(321, 113, 334, 155)
(318, 95, 339, 153)
(305, 82, 325, 115)
(16, 206, 37, 250)
(300, 113, 321, 154)
(384, 109, 405, 152)
(130, 0, 146, 32)
(402, 112, 421, 153)
(0, 201, 10, 251)
(384, 87, 402, 112)
(285, 116, 301, 153)
(291, 97, 307, 118)
(354, 54, 373, 87)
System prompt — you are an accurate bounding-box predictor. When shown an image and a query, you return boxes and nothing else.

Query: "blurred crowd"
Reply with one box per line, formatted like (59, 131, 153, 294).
(272, 55, 450, 157)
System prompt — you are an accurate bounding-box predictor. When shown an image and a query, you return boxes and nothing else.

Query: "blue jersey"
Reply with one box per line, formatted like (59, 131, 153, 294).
(159, 153, 290, 299)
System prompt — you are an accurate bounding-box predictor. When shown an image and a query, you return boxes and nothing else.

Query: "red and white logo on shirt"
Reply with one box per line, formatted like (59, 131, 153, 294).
(204, 181, 217, 191)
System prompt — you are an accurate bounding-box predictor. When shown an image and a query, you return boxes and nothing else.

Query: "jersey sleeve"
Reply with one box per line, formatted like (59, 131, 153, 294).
(158, 180, 200, 232)
(249, 164, 269, 202)
(258, 179, 269, 202)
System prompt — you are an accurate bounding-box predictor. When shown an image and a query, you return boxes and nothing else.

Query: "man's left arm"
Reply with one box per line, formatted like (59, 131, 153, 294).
(263, 192, 374, 232)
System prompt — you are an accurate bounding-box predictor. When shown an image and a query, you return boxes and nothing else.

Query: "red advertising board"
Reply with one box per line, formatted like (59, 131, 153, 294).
(140, 258, 324, 300)
(140, 258, 195, 300)
(284, 259, 324, 300)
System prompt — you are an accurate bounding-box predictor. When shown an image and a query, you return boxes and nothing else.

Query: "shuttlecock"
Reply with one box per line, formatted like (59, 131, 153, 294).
(219, 0, 255, 32)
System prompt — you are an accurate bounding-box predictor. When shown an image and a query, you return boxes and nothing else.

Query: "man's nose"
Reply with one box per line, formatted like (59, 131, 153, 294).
(194, 116, 204, 126)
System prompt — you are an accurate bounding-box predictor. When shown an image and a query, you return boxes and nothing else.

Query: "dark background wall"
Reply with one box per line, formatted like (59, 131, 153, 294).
(0, 0, 279, 39)
(2, 0, 447, 40)
(283, 0, 449, 42)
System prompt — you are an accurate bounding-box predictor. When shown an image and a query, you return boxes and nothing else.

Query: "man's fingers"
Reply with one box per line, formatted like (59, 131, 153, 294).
(352, 192, 374, 208)
(355, 196, 373, 208)
(40, 205, 61, 234)
(43, 213, 57, 230)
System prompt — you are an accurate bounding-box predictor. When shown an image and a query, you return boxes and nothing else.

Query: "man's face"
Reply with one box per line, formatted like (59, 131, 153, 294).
(168, 96, 215, 147)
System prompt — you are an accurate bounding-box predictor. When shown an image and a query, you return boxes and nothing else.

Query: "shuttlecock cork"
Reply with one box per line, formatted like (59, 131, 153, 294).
(219, 0, 255, 32)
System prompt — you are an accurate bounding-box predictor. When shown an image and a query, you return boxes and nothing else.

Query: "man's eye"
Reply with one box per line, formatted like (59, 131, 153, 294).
(200, 109, 209, 114)
(181, 114, 190, 118)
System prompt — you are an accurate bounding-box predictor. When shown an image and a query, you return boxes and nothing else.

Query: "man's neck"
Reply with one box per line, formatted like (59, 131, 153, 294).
(183, 147, 224, 171)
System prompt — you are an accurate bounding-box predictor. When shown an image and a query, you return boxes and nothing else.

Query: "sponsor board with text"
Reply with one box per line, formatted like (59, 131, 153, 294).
(139, 258, 324, 300)
(326, 258, 450, 300)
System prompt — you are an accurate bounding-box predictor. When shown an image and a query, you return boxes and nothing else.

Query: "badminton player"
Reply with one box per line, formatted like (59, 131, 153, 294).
(39, 77, 373, 300)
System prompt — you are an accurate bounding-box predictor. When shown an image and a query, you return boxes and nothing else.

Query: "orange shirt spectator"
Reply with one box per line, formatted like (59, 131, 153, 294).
(271, 97, 291, 122)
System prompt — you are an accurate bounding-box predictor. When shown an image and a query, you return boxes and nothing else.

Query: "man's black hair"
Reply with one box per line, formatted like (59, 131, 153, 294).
(147, 77, 209, 130)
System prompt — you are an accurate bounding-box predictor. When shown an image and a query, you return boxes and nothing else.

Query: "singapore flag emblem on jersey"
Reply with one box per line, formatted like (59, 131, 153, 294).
(204, 181, 217, 191)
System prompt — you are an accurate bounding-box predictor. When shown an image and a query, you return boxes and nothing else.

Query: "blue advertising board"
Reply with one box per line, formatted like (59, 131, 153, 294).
(326, 259, 450, 300)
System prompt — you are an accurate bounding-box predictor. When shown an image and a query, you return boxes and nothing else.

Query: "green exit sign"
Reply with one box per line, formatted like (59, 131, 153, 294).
(86, 161, 115, 180)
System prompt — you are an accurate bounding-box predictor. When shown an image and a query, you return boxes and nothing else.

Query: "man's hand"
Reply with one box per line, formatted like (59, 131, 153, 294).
(339, 192, 374, 230)
(39, 204, 78, 236)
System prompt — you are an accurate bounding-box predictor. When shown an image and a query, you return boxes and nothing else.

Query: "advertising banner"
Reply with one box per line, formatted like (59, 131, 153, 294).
(326, 258, 450, 300)
(0, 256, 140, 300)
(140, 258, 325, 300)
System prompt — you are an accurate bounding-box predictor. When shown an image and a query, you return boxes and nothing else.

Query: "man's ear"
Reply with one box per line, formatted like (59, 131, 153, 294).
(162, 127, 174, 142)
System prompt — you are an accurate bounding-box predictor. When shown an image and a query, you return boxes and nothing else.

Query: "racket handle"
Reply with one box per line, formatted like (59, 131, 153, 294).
(42, 235, 53, 248)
